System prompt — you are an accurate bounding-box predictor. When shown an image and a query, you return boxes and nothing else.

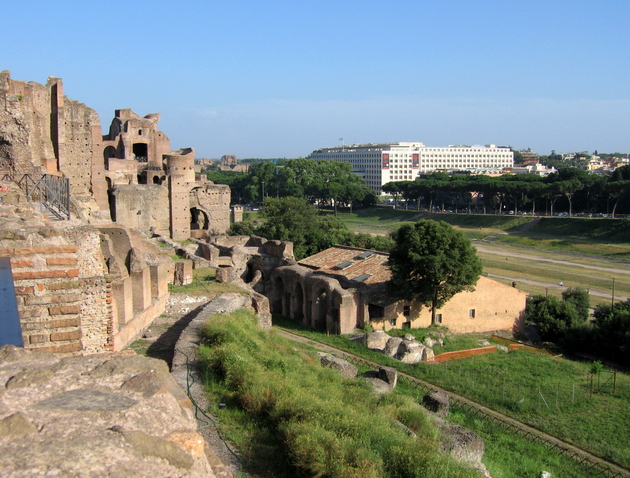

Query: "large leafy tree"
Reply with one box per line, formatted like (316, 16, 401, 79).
(387, 220, 483, 324)
(241, 196, 393, 260)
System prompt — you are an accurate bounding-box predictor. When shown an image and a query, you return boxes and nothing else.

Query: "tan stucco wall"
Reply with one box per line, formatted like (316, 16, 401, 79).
(377, 276, 526, 334)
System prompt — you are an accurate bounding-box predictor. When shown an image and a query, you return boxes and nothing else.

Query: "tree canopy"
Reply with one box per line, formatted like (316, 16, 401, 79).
(234, 197, 394, 260)
(387, 220, 483, 324)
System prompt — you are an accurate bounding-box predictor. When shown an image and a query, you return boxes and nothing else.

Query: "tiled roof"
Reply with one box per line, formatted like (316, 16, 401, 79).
(298, 245, 392, 285)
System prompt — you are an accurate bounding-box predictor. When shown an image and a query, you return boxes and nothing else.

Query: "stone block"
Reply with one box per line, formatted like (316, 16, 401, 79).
(423, 391, 450, 417)
(12, 269, 79, 280)
(47, 280, 81, 291)
(46, 258, 78, 266)
(173, 261, 193, 286)
(320, 353, 358, 378)
(19, 308, 42, 320)
(28, 334, 49, 344)
(112, 277, 133, 327)
(50, 330, 81, 342)
(48, 305, 81, 316)
(56, 343, 82, 353)
(12, 246, 77, 255)
(150, 263, 171, 299)
(26, 293, 80, 306)
(383, 337, 403, 357)
(131, 267, 152, 312)
(51, 318, 81, 328)
(14, 286, 34, 295)
(378, 366, 398, 388)
(364, 330, 390, 351)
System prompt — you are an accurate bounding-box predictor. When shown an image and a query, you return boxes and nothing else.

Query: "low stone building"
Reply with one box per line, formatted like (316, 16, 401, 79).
(268, 245, 526, 335)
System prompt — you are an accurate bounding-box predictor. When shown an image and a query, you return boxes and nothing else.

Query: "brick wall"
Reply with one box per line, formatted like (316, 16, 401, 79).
(4, 245, 113, 355)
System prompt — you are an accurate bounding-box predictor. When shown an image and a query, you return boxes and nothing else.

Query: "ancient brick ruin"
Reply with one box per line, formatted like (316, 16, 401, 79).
(0, 70, 231, 240)
(0, 71, 235, 354)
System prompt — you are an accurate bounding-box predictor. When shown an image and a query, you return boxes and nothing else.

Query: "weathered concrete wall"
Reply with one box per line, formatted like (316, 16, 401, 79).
(112, 184, 170, 236)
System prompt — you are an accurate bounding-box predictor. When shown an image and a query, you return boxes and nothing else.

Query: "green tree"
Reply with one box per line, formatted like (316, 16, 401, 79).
(526, 295, 582, 341)
(387, 220, 483, 324)
(256, 196, 320, 259)
(561, 287, 590, 322)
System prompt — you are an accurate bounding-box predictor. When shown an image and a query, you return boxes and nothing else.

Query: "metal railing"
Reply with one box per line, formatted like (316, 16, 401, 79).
(2, 173, 70, 220)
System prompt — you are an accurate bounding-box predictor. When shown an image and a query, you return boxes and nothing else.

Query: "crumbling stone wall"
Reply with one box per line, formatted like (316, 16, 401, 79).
(197, 235, 295, 291)
(0, 193, 171, 355)
(0, 71, 101, 204)
(1, 71, 232, 240)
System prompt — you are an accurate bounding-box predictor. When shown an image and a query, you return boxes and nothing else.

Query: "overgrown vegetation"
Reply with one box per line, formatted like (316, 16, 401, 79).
(198, 309, 477, 478)
(273, 317, 630, 471)
(168, 267, 245, 295)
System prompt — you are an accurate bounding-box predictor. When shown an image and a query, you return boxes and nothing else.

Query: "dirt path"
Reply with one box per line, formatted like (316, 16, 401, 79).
(275, 329, 630, 478)
(485, 273, 628, 301)
(475, 243, 630, 276)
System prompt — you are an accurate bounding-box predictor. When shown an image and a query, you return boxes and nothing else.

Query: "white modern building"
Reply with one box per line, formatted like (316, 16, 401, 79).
(309, 142, 514, 194)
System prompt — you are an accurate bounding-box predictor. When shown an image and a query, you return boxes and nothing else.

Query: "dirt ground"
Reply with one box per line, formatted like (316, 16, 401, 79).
(127, 292, 213, 367)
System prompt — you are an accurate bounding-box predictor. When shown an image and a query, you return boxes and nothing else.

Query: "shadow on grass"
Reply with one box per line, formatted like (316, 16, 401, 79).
(145, 303, 209, 368)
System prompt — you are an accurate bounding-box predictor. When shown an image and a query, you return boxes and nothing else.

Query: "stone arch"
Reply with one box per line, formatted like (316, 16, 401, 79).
(190, 207, 209, 230)
(104, 146, 117, 169)
(271, 276, 285, 314)
(292, 281, 305, 323)
(313, 287, 328, 330)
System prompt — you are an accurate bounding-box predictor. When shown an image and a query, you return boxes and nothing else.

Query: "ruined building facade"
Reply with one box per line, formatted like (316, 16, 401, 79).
(0, 70, 231, 240)
(0, 71, 233, 354)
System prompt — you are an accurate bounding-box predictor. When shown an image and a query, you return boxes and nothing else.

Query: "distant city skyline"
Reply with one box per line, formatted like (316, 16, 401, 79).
(3, 0, 629, 159)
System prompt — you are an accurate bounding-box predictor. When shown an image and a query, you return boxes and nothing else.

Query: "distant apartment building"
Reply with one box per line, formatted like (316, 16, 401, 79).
(309, 142, 513, 194)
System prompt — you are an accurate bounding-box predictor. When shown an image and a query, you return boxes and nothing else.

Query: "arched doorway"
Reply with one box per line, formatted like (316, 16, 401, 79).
(103, 146, 117, 170)
(313, 288, 328, 330)
(190, 207, 209, 230)
(292, 282, 304, 323)
(272, 277, 285, 314)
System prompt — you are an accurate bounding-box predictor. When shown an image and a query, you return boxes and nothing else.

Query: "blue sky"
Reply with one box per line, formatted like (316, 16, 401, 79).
(3, 0, 629, 158)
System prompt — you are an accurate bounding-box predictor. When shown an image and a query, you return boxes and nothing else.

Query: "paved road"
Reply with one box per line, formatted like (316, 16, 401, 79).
(275, 328, 630, 478)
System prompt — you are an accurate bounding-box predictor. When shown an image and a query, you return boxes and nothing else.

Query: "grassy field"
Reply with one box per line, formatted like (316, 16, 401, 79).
(274, 316, 630, 474)
(168, 267, 246, 295)
(199, 310, 607, 478)
(199, 309, 479, 478)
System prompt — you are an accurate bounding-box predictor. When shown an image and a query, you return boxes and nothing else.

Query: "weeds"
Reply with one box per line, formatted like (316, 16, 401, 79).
(199, 309, 477, 478)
